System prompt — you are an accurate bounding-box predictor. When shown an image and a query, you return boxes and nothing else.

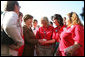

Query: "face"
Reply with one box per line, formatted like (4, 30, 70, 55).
(33, 21, 38, 27)
(19, 15, 23, 22)
(25, 18, 33, 26)
(15, 4, 20, 15)
(66, 18, 71, 26)
(53, 19, 59, 26)
(41, 19, 48, 26)
(63, 18, 66, 25)
(50, 24, 53, 26)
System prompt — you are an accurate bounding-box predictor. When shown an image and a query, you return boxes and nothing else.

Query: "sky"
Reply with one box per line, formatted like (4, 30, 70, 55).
(1, 1, 84, 26)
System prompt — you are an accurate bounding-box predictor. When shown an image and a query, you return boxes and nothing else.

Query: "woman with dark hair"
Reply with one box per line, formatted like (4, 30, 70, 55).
(50, 21, 53, 27)
(32, 19, 39, 35)
(51, 14, 65, 56)
(1, 1, 24, 56)
(5, 1, 20, 15)
(17, 12, 24, 56)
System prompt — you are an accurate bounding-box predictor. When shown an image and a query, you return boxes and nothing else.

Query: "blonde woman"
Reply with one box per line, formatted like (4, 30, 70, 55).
(58, 12, 84, 56)
(36, 17, 54, 56)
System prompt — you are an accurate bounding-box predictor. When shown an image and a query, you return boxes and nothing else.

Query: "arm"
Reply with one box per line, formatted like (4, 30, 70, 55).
(35, 28, 41, 39)
(6, 27, 24, 46)
(64, 25, 83, 56)
(64, 42, 81, 56)
(38, 39, 56, 45)
(23, 28, 38, 45)
(5, 12, 24, 48)
(44, 39, 56, 44)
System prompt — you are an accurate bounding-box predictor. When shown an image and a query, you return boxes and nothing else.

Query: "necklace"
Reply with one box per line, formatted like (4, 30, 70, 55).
(43, 26, 49, 39)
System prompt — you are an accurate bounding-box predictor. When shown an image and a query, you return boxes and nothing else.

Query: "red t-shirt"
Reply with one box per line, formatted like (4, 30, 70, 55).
(18, 35, 24, 56)
(52, 25, 66, 42)
(59, 25, 84, 56)
(36, 26, 54, 40)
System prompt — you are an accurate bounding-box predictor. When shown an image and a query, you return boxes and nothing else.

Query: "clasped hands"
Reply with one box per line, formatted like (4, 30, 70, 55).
(38, 39, 47, 45)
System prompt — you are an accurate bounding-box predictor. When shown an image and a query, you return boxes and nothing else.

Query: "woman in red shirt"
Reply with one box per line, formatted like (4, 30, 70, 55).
(51, 14, 66, 56)
(36, 17, 55, 56)
(59, 12, 84, 56)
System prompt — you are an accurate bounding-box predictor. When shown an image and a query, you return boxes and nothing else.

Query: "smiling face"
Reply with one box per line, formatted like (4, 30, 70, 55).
(63, 17, 66, 25)
(14, 4, 21, 15)
(66, 18, 71, 26)
(25, 18, 33, 26)
(41, 19, 47, 26)
(53, 19, 59, 26)
(33, 21, 38, 27)
(41, 17, 49, 27)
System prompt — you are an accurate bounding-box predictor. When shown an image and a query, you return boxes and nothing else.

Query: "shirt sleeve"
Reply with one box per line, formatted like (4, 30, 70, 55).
(23, 27, 38, 45)
(4, 12, 24, 47)
(52, 30, 55, 39)
(52, 28, 60, 42)
(73, 25, 84, 46)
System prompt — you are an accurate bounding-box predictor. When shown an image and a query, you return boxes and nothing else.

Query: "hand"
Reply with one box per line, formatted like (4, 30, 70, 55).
(9, 44, 20, 50)
(38, 39, 46, 45)
(64, 48, 73, 56)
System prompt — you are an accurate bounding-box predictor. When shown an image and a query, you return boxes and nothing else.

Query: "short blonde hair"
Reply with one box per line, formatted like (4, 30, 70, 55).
(41, 17, 50, 26)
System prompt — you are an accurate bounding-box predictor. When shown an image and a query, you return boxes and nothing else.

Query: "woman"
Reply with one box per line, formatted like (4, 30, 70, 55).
(51, 14, 65, 56)
(36, 17, 54, 56)
(32, 19, 39, 35)
(1, 1, 24, 56)
(22, 14, 39, 56)
(59, 12, 84, 56)
(31, 19, 40, 56)
(18, 12, 24, 56)
(63, 17, 67, 27)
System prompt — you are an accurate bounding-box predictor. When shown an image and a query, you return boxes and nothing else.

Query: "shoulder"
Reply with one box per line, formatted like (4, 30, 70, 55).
(38, 27, 42, 31)
(38, 26, 42, 29)
(23, 25, 28, 32)
(74, 24, 82, 27)
(74, 24, 84, 30)
(6, 11, 18, 19)
(49, 25, 54, 29)
(23, 25, 27, 30)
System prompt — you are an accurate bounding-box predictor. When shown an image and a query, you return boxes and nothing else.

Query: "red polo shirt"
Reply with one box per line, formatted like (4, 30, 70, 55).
(59, 25, 84, 56)
(36, 26, 54, 40)
(52, 25, 66, 42)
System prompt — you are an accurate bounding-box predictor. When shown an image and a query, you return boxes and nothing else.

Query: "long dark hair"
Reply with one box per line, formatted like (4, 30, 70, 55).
(5, 1, 19, 11)
(52, 14, 63, 27)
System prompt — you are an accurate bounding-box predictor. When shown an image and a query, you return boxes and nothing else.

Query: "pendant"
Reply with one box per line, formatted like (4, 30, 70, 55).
(44, 31, 46, 34)
(55, 30, 57, 32)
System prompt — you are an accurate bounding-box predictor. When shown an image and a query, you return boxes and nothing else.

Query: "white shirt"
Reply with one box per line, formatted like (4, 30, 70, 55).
(32, 26, 39, 35)
(1, 11, 24, 47)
